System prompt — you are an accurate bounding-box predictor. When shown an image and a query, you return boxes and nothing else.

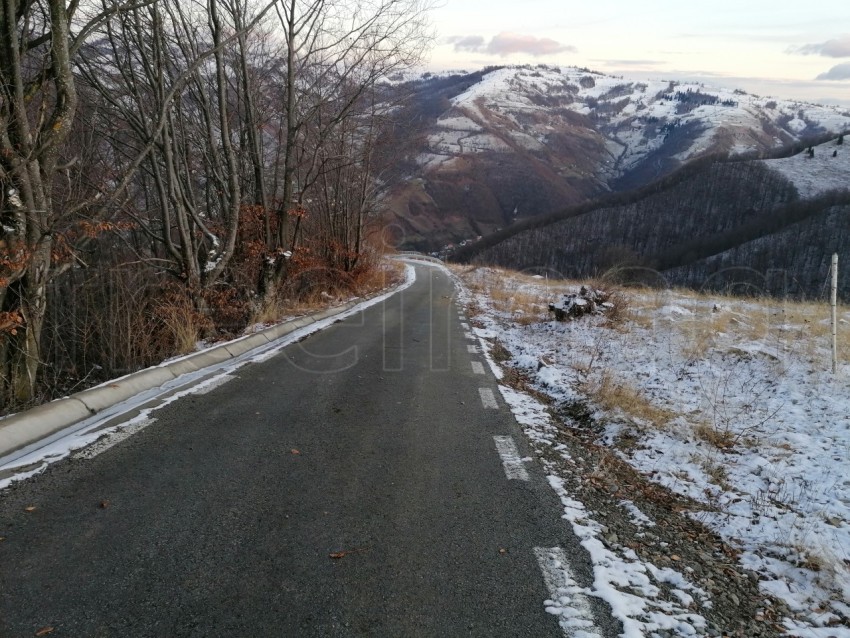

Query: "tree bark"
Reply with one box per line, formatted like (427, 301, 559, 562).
(0, 0, 78, 404)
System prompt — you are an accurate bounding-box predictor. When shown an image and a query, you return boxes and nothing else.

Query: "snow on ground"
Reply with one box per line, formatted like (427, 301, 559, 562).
(455, 265, 850, 636)
(765, 139, 850, 199)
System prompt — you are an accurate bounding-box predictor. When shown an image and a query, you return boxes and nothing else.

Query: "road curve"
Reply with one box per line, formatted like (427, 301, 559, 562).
(0, 263, 619, 637)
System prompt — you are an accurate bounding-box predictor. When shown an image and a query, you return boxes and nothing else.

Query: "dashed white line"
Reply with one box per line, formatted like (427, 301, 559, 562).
(461, 322, 470, 330)
(471, 361, 485, 375)
(493, 435, 529, 480)
(464, 331, 475, 340)
(533, 547, 603, 638)
(467, 344, 478, 353)
(479, 387, 498, 409)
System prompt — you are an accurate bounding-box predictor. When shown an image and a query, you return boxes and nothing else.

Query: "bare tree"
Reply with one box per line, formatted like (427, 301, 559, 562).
(0, 0, 432, 406)
(0, 1, 133, 403)
(0, 0, 274, 405)
(262, 0, 432, 288)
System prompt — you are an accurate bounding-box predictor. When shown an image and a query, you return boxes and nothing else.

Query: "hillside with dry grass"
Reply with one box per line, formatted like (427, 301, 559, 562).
(454, 264, 850, 635)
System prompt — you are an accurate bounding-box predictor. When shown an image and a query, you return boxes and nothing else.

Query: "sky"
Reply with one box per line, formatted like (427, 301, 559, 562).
(425, 0, 850, 106)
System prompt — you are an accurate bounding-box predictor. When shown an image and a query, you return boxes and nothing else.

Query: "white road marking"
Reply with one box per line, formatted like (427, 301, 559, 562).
(479, 387, 498, 409)
(534, 547, 603, 638)
(464, 331, 475, 340)
(471, 361, 485, 375)
(461, 322, 469, 330)
(493, 435, 529, 480)
(467, 344, 478, 353)
(74, 418, 157, 460)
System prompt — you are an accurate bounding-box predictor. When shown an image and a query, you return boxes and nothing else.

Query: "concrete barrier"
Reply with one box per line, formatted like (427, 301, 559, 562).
(0, 294, 382, 460)
(0, 399, 93, 458)
(74, 368, 177, 414)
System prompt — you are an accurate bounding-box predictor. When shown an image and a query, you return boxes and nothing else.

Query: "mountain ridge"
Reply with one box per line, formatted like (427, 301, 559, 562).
(449, 136, 850, 299)
(381, 64, 850, 251)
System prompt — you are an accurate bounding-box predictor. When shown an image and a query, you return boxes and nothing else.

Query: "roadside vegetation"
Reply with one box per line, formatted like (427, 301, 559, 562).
(0, 0, 431, 412)
(457, 264, 850, 633)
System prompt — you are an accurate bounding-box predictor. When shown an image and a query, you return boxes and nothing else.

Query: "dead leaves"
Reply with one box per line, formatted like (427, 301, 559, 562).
(24, 505, 36, 513)
(290, 449, 301, 455)
(329, 547, 367, 560)
(35, 627, 54, 636)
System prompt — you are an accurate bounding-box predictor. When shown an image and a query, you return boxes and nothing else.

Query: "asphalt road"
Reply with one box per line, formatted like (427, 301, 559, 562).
(0, 264, 619, 637)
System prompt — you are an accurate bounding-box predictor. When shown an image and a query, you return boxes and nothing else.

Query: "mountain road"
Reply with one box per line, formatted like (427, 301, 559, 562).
(0, 263, 619, 637)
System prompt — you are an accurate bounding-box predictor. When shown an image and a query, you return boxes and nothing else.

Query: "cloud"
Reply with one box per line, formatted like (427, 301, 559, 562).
(816, 63, 850, 80)
(789, 35, 850, 58)
(487, 32, 576, 57)
(596, 59, 665, 67)
(447, 35, 486, 52)
(447, 32, 576, 57)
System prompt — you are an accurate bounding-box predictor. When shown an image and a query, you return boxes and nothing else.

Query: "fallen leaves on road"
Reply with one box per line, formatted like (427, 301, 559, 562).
(329, 548, 368, 560)
(290, 449, 301, 455)
(99, 500, 110, 509)
(35, 626, 54, 636)
(24, 506, 36, 512)
(499, 548, 508, 554)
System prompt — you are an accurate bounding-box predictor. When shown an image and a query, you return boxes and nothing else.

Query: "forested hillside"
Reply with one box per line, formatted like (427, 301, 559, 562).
(0, 0, 430, 411)
(456, 138, 850, 300)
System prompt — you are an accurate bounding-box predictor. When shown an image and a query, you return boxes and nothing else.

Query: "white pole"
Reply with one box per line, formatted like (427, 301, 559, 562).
(832, 253, 838, 375)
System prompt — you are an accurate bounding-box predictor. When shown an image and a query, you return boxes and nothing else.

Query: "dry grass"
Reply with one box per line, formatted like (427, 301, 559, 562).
(649, 289, 850, 367)
(460, 265, 553, 324)
(354, 260, 406, 295)
(693, 421, 735, 449)
(581, 371, 676, 430)
(252, 260, 407, 324)
(679, 313, 732, 360)
(601, 288, 636, 329)
(458, 263, 850, 371)
(460, 266, 642, 327)
(489, 286, 550, 324)
(248, 293, 290, 326)
(695, 453, 732, 489)
(157, 296, 208, 355)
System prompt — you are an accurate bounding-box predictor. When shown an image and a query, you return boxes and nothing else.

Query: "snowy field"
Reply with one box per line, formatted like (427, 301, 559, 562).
(454, 265, 850, 637)
(766, 139, 850, 199)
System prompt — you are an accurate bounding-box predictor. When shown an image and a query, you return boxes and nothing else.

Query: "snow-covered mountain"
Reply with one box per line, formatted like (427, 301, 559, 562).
(383, 65, 850, 250)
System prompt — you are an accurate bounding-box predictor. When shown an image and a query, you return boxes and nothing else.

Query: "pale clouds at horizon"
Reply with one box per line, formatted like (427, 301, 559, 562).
(427, 1, 850, 105)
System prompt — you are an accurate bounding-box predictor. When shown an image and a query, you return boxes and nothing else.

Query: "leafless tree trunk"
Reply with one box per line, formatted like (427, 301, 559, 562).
(0, 0, 432, 406)
(0, 1, 84, 403)
(0, 0, 273, 405)
(76, 0, 275, 288)
(259, 0, 431, 292)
